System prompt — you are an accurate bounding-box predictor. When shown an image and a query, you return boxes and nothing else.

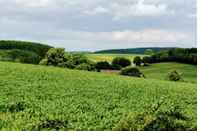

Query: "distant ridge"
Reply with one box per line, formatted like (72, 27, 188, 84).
(95, 47, 176, 54)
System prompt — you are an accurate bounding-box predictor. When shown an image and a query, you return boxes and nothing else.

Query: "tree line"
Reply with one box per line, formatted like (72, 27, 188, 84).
(143, 48, 197, 65)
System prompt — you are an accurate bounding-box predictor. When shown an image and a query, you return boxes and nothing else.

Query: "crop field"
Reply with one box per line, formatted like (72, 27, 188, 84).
(140, 62, 197, 84)
(0, 61, 197, 130)
(86, 53, 145, 62)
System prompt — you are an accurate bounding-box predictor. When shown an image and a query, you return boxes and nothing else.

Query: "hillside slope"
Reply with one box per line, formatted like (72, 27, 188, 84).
(95, 47, 174, 54)
(0, 40, 52, 64)
(140, 62, 197, 83)
(0, 62, 197, 130)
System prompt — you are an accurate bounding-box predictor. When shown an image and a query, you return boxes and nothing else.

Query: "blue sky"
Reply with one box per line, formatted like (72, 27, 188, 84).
(0, 0, 197, 51)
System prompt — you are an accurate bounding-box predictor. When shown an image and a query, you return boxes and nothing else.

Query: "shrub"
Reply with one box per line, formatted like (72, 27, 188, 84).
(95, 61, 111, 70)
(0, 49, 41, 64)
(75, 63, 96, 71)
(114, 102, 191, 131)
(70, 54, 89, 65)
(45, 48, 66, 66)
(120, 67, 145, 78)
(168, 70, 182, 81)
(133, 56, 142, 66)
(112, 57, 131, 68)
(39, 59, 48, 65)
(32, 119, 68, 130)
(142, 56, 152, 64)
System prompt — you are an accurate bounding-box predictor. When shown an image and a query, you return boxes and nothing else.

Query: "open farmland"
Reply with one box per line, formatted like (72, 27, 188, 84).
(86, 53, 146, 62)
(0, 61, 197, 130)
(140, 62, 197, 84)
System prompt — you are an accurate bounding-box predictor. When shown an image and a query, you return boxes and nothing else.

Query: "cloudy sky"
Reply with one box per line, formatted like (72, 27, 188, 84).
(0, 0, 197, 51)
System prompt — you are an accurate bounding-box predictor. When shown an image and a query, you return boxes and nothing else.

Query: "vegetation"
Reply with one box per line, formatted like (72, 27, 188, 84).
(86, 53, 145, 62)
(0, 49, 41, 64)
(40, 48, 97, 71)
(120, 67, 144, 78)
(0, 62, 197, 130)
(95, 47, 174, 54)
(144, 48, 197, 65)
(133, 56, 142, 66)
(0, 40, 52, 64)
(112, 57, 131, 68)
(139, 62, 197, 83)
(168, 70, 183, 82)
(75, 63, 97, 71)
(95, 61, 111, 70)
(0, 40, 52, 57)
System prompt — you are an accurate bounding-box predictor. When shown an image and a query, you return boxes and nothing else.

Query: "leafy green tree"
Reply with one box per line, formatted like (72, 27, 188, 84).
(112, 57, 131, 68)
(120, 67, 145, 78)
(42, 48, 67, 66)
(133, 56, 142, 66)
(95, 61, 111, 70)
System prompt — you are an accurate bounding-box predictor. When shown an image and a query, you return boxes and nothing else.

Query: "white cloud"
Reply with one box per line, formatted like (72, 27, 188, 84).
(15, 0, 53, 7)
(83, 6, 109, 15)
(188, 13, 197, 18)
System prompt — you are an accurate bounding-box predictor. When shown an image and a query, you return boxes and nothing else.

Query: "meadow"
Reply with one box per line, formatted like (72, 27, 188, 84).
(140, 62, 197, 84)
(0, 61, 197, 130)
(86, 53, 145, 62)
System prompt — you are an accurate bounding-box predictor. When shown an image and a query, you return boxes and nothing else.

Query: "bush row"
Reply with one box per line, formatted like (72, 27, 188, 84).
(143, 48, 197, 65)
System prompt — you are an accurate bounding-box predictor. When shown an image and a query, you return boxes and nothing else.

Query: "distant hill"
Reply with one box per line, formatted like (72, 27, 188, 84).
(95, 47, 175, 54)
(0, 40, 53, 64)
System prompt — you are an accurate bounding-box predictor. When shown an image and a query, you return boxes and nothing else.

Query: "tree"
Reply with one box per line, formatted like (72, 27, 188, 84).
(95, 61, 111, 70)
(133, 56, 142, 66)
(112, 57, 131, 68)
(145, 49, 154, 55)
(120, 67, 145, 78)
(45, 48, 67, 66)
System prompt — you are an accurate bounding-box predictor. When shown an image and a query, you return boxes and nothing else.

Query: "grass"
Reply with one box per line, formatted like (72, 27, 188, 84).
(140, 62, 197, 84)
(86, 53, 145, 62)
(0, 61, 197, 130)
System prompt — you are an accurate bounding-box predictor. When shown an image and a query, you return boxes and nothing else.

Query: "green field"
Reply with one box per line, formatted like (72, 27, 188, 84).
(140, 62, 197, 84)
(86, 53, 145, 62)
(0, 61, 197, 130)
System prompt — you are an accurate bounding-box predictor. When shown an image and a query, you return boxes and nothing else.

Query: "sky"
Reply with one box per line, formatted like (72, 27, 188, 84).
(0, 0, 197, 51)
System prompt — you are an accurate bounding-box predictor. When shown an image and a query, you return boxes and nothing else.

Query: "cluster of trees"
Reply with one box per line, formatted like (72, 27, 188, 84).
(0, 40, 52, 64)
(40, 48, 98, 71)
(143, 48, 197, 65)
(0, 49, 41, 64)
(0, 40, 52, 57)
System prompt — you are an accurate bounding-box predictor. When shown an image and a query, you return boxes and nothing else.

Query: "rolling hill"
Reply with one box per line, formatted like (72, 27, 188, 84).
(0, 40, 52, 64)
(95, 47, 175, 54)
(0, 61, 197, 130)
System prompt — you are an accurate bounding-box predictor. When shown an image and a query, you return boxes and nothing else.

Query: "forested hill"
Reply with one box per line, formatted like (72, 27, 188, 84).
(95, 47, 175, 54)
(0, 40, 52, 57)
(0, 40, 53, 64)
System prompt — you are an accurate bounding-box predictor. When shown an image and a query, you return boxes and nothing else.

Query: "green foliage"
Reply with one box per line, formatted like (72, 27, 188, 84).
(168, 70, 183, 82)
(75, 63, 96, 71)
(40, 48, 97, 71)
(112, 57, 131, 68)
(0, 40, 52, 64)
(95, 61, 111, 70)
(133, 56, 142, 66)
(0, 49, 41, 64)
(0, 40, 52, 57)
(142, 56, 152, 64)
(32, 119, 68, 130)
(120, 67, 144, 78)
(114, 101, 192, 131)
(45, 48, 66, 66)
(0, 62, 197, 130)
(145, 49, 155, 55)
